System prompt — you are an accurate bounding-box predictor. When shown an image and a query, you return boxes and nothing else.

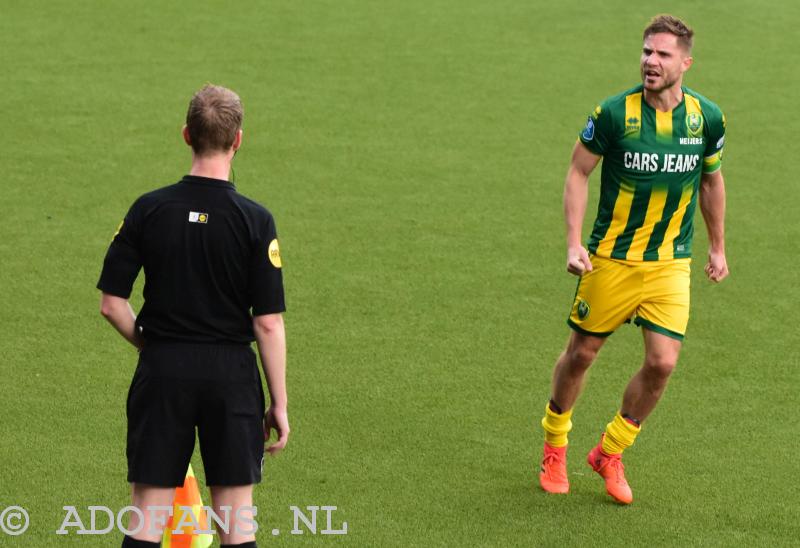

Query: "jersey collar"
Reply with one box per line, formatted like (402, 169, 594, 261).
(181, 175, 236, 190)
(641, 85, 686, 114)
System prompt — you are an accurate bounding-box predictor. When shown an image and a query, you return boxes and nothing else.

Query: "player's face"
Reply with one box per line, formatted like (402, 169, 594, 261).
(640, 33, 692, 92)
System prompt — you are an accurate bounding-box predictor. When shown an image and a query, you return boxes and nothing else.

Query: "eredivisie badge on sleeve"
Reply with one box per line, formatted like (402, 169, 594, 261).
(268, 239, 282, 268)
(582, 117, 595, 141)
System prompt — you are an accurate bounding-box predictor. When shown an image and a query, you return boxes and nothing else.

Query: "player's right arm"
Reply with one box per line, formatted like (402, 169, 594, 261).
(99, 293, 144, 350)
(564, 141, 601, 275)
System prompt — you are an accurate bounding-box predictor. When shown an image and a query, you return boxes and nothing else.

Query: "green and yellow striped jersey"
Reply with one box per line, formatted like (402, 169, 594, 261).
(579, 84, 725, 261)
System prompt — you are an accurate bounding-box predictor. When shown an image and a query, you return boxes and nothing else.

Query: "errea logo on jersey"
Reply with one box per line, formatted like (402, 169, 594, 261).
(626, 116, 640, 133)
(188, 211, 208, 224)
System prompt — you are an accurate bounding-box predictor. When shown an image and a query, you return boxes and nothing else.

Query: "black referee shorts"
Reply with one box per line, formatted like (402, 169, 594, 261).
(126, 342, 265, 487)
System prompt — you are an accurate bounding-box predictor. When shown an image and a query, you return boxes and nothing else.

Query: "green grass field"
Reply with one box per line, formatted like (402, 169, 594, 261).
(2, 0, 799, 546)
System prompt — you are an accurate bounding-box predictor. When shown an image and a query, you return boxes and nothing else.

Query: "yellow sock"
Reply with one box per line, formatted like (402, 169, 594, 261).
(601, 412, 641, 455)
(541, 403, 573, 448)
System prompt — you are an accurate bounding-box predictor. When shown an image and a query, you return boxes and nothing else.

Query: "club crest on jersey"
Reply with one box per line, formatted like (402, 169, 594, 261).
(188, 211, 208, 224)
(686, 112, 703, 137)
(582, 117, 595, 141)
(576, 299, 590, 320)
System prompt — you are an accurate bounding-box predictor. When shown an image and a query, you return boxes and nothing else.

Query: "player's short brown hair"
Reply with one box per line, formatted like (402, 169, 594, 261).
(185, 84, 243, 156)
(643, 14, 694, 51)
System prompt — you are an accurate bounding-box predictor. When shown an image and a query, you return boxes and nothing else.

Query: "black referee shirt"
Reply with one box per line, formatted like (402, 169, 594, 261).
(97, 175, 285, 344)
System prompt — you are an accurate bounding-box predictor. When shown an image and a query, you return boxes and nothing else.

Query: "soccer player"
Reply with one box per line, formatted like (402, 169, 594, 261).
(537, 15, 728, 504)
(98, 85, 289, 546)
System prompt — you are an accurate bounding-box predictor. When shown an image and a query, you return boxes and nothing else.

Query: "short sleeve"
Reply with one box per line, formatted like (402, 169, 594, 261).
(703, 109, 726, 174)
(578, 102, 614, 156)
(96, 201, 144, 298)
(249, 214, 286, 316)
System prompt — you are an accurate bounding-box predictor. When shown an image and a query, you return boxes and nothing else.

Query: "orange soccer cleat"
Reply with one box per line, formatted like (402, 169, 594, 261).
(587, 440, 633, 504)
(539, 443, 569, 494)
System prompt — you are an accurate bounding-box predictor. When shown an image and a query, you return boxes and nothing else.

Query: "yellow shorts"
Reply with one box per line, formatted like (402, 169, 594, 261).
(567, 255, 691, 340)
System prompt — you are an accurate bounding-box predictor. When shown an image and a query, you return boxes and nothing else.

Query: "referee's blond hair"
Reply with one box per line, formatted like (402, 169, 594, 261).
(185, 84, 243, 156)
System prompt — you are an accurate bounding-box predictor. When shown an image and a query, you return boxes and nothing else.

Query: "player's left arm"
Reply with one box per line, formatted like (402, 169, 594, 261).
(99, 293, 144, 349)
(249, 213, 289, 455)
(699, 169, 728, 283)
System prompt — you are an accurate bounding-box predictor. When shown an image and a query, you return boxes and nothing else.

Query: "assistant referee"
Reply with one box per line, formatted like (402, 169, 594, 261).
(98, 84, 288, 548)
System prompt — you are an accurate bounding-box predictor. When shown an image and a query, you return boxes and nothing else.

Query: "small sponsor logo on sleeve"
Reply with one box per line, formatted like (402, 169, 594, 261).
(268, 239, 282, 268)
(111, 220, 124, 242)
(188, 211, 208, 224)
(581, 117, 595, 141)
(716, 135, 725, 149)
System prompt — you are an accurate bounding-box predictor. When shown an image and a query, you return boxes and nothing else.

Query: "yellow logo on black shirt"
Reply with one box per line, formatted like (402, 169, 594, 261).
(268, 239, 282, 268)
(188, 211, 208, 224)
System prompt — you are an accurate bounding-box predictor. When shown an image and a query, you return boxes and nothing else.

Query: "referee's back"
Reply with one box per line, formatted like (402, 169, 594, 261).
(97, 174, 285, 344)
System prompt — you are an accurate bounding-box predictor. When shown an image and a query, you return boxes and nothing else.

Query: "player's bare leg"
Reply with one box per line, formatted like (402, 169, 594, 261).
(125, 483, 175, 543)
(621, 329, 682, 421)
(551, 331, 607, 411)
(587, 328, 682, 504)
(210, 485, 257, 545)
(539, 331, 606, 493)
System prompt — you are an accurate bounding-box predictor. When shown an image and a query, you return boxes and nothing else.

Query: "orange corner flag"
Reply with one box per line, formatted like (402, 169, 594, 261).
(162, 464, 214, 548)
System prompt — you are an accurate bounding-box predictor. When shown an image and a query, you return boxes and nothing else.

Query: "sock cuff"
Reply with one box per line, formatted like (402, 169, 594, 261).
(614, 411, 641, 434)
(541, 402, 573, 447)
(545, 402, 573, 420)
(602, 411, 641, 455)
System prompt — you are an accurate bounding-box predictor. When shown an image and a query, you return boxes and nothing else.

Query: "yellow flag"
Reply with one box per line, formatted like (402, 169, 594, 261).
(162, 464, 214, 548)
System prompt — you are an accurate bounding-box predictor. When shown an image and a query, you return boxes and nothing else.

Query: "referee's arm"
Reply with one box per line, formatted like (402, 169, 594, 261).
(253, 313, 289, 454)
(100, 293, 144, 350)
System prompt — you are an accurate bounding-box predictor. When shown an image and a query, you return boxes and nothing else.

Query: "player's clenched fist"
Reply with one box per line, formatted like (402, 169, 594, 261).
(566, 246, 593, 276)
(704, 250, 729, 283)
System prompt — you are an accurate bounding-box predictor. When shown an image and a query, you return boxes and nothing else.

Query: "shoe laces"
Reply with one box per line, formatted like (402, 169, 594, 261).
(542, 449, 567, 479)
(543, 451, 563, 466)
(604, 454, 627, 483)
